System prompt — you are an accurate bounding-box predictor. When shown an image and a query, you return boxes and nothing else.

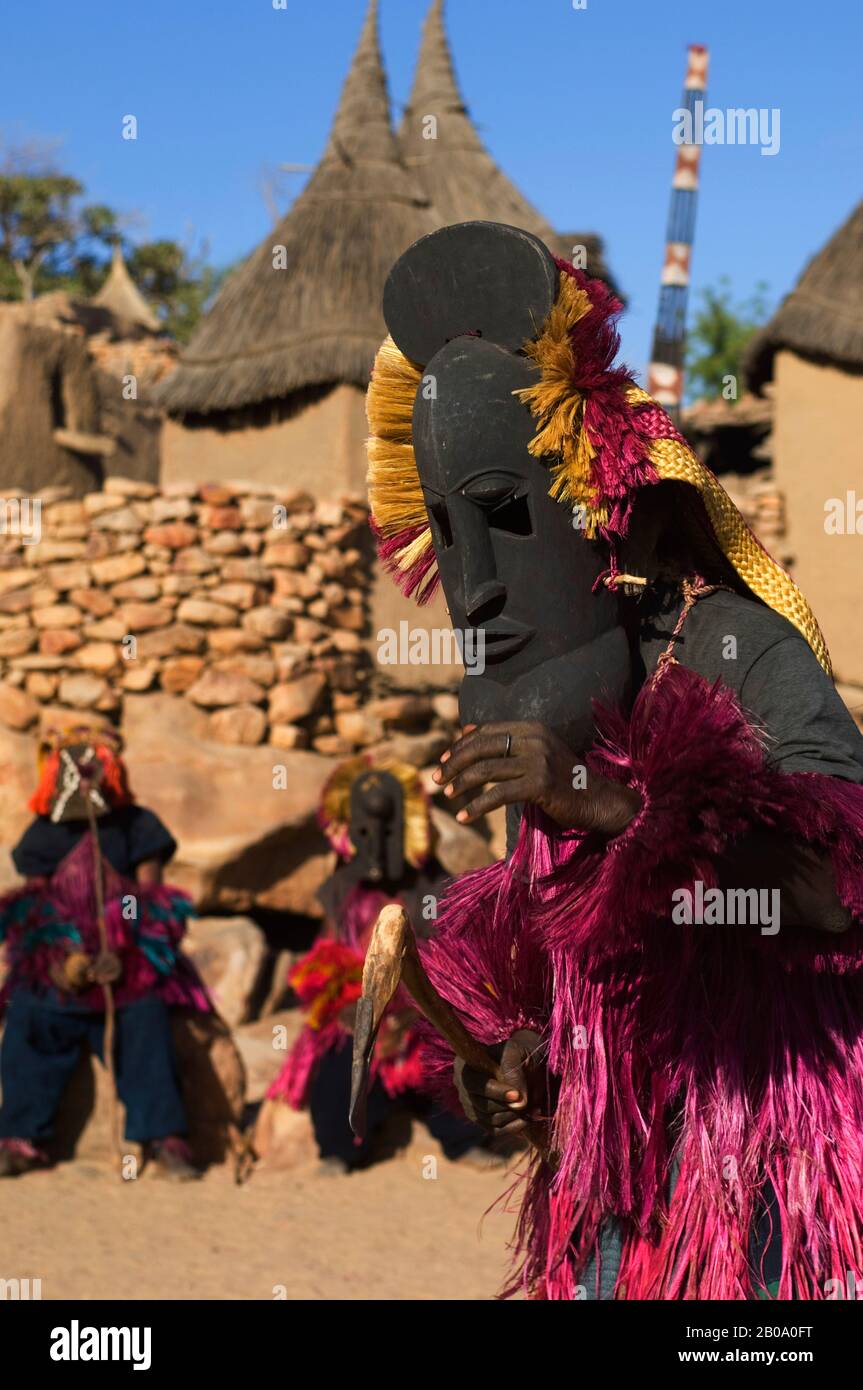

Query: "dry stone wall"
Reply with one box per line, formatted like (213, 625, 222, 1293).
(0, 476, 454, 754)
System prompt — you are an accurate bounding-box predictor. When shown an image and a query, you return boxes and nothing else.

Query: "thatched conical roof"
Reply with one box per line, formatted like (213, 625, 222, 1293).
(399, 0, 616, 290)
(745, 197, 863, 391)
(158, 0, 435, 417)
(92, 246, 160, 334)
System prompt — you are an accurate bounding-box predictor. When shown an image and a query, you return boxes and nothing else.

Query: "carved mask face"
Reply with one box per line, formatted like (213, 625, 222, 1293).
(384, 222, 632, 749)
(49, 742, 110, 824)
(348, 770, 405, 884)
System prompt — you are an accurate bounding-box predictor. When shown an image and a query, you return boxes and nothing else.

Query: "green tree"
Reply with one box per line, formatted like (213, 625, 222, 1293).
(126, 239, 222, 344)
(686, 277, 770, 402)
(0, 140, 219, 339)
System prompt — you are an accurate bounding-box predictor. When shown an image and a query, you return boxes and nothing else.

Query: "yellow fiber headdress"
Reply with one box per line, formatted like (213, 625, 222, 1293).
(367, 261, 830, 674)
(318, 753, 431, 868)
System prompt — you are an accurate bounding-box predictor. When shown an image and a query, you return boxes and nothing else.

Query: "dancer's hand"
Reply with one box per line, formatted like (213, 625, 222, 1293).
(433, 722, 640, 835)
(454, 1029, 544, 1135)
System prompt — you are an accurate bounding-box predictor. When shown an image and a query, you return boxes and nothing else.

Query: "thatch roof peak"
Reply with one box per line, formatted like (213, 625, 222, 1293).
(402, 1, 476, 146)
(323, 0, 390, 163)
(157, 0, 435, 417)
(399, 0, 553, 236)
(399, 0, 616, 289)
(92, 246, 160, 334)
(745, 197, 863, 391)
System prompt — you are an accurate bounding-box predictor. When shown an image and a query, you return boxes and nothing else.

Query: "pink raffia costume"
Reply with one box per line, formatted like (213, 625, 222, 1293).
(366, 220, 863, 1299)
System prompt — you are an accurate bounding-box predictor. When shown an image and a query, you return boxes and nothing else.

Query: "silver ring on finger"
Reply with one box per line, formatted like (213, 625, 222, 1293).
(503, 732, 512, 758)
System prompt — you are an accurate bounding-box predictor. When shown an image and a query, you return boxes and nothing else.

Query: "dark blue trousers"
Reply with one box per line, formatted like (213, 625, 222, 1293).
(0, 989, 188, 1144)
(309, 1037, 483, 1166)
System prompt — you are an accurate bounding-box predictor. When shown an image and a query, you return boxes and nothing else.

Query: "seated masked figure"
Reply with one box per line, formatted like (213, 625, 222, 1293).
(367, 221, 863, 1299)
(0, 718, 211, 1179)
(265, 754, 488, 1173)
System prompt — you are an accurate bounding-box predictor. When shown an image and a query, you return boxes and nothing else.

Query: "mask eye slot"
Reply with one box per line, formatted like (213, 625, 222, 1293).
(430, 501, 453, 549)
(488, 493, 532, 537)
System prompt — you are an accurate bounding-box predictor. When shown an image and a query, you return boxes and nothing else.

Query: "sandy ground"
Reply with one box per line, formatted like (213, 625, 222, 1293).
(0, 1134, 519, 1301)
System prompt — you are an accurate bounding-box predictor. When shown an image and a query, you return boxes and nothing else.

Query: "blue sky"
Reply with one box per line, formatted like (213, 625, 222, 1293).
(2, 0, 860, 378)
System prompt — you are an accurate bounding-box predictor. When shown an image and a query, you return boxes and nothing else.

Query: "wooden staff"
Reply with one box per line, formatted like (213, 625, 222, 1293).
(84, 797, 124, 1172)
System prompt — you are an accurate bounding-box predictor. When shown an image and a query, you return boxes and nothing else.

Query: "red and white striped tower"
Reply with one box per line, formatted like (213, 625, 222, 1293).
(647, 44, 709, 422)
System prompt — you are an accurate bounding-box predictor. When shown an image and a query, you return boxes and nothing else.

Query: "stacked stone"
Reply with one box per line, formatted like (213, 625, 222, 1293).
(0, 478, 375, 751)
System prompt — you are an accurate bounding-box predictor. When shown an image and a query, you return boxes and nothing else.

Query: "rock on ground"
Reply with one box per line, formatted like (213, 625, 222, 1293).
(121, 692, 337, 915)
(182, 916, 268, 1028)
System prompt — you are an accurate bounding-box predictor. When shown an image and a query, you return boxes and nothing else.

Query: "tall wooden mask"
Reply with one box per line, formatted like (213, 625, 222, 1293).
(381, 221, 631, 750)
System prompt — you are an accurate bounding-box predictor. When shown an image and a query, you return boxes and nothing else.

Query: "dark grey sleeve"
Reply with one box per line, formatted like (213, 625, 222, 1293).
(126, 806, 178, 868)
(741, 636, 863, 782)
(11, 818, 66, 877)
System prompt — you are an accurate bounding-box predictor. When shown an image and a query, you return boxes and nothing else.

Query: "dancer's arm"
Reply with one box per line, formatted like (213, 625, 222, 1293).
(435, 720, 851, 933)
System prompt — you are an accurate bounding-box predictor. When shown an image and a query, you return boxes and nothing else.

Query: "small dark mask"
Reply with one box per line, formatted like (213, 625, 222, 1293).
(348, 770, 405, 885)
(49, 743, 110, 824)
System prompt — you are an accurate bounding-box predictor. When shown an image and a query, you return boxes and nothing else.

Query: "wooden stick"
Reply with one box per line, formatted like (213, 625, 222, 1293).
(352, 905, 548, 1157)
(85, 799, 123, 1174)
